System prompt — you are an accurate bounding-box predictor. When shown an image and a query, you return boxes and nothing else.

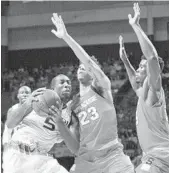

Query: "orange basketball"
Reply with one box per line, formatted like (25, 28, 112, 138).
(32, 89, 62, 117)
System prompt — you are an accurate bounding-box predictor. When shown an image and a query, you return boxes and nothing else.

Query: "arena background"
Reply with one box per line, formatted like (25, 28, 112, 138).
(1, 0, 169, 170)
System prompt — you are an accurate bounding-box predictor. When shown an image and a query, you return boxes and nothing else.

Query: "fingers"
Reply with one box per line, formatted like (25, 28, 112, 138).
(137, 3, 140, 13)
(53, 13, 60, 22)
(59, 15, 65, 26)
(128, 14, 132, 20)
(32, 88, 46, 97)
(31, 97, 39, 102)
(52, 13, 62, 25)
(133, 3, 140, 15)
(49, 105, 61, 115)
(133, 3, 137, 13)
(51, 29, 58, 36)
(35, 87, 46, 92)
(51, 16, 57, 26)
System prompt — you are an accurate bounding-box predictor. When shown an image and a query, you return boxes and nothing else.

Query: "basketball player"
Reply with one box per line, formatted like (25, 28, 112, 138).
(3, 86, 32, 147)
(3, 75, 72, 173)
(119, 3, 169, 173)
(50, 13, 134, 173)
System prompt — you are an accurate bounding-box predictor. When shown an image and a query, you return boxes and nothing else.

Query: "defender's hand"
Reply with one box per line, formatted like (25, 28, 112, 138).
(128, 3, 140, 26)
(51, 13, 68, 39)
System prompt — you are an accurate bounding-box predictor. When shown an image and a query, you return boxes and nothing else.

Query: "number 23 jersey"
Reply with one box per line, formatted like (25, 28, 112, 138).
(72, 87, 120, 156)
(11, 109, 70, 152)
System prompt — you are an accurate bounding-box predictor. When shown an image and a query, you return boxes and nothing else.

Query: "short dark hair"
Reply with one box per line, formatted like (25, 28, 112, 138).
(50, 74, 68, 89)
(141, 55, 164, 72)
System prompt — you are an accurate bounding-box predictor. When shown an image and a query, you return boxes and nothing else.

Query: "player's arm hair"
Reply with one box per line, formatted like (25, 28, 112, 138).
(119, 45, 139, 92)
(6, 103, 32, 129)
(63, 34, 111, 90)
(57, 112, 80, 155)
(131, 24, 162, 90)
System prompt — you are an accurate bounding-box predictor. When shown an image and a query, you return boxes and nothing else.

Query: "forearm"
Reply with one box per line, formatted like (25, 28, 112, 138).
(122, 58, 138, 90)
(6, 103, 32, 129)
(131, 24, 158, 59)
(63, 34, 91, 65)
(57, 120, 79, 154)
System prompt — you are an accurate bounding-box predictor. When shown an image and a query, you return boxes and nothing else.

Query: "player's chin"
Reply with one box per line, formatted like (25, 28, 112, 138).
(62, 91, 71, 98)
(21, 98, 27, 103)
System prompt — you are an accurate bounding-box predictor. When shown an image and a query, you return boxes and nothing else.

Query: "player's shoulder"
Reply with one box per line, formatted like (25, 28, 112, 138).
(12, 103, 20, 109)
(7, 103, 20, 114)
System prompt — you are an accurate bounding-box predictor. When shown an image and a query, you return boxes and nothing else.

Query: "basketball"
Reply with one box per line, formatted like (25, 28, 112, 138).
(32, 89, 62, 117)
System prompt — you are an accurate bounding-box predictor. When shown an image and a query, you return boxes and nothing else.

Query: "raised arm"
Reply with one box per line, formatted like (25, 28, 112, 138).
(51, 13, 111, 90)
(6, 101, 32, 129)
(49, 106, 80, 155)
(128, 3, 162, 90)
(119, 35, 139, 92)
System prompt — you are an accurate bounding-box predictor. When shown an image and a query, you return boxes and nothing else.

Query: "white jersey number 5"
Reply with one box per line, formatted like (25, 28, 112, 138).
(43, 117, 55, 131)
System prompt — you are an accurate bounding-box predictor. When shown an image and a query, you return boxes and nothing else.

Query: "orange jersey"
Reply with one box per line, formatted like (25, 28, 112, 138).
(72, 87, 123, 161)
(136, 88, 169, 154)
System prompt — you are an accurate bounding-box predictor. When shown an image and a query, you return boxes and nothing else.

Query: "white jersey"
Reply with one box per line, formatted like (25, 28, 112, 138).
(3, 104, 20, 145)
(3, 125, 13, 145)
(11, 109, 71, 152)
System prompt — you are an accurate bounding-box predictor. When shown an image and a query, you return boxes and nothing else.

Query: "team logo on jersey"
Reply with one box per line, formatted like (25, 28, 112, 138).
(74, 95, 97, 114)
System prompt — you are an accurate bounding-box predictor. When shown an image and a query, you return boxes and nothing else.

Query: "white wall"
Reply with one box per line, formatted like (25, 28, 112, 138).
(1, 17, 8, 46)
(6, 2, 169, 50)
(8, 19, 148, 50)
(154, 17, 169, 41)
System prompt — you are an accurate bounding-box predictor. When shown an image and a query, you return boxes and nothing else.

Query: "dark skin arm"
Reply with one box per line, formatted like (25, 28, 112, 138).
(49, 106, 80, 155)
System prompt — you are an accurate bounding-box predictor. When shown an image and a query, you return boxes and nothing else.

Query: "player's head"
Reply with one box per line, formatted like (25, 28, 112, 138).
(77, 64, 93, 85)
(136, 55, 164, 83)
(50, 74, 71, 100)
(17, 86, 31, 104)
(77, 56, 101, 85)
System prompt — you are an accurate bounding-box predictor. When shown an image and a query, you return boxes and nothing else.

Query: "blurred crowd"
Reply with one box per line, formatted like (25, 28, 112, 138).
(1, 53, 169, 168)
(1, 59, 128, 104)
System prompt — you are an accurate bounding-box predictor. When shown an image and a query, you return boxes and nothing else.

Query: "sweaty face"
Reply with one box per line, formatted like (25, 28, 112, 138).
(77, 64, 92, 83)
(17, 86, 31, 104)
(136, 59, 147, 83)
(54, 75, 71, 99)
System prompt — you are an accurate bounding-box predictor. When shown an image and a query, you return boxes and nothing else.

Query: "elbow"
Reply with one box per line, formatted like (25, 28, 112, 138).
(144, 51, 158, 61)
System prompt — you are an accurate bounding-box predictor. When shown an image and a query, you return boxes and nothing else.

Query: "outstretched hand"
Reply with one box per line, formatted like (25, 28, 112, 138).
(128, 3, 140, 26)
(119, 35, 127, 61)
(51, 13, 68, 39)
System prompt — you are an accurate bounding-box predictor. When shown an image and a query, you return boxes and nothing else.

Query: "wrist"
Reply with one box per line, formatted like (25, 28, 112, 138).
(131, 23, 140, 29)
(53, 116, 63, 123)
(63, 33, 70, 41)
